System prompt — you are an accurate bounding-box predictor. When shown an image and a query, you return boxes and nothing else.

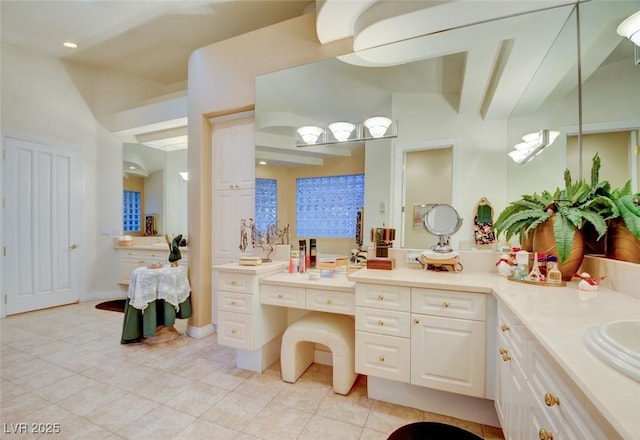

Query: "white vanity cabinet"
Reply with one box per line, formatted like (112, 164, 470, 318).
(355, 283, 411, 382)
(495, 302, 607, 440)
(354, 283, 487, 398)
(117, 248, 188, 284)
(214, 262, 288, 371)
(411, 288, 487, 397)
(211, 116, 255, 266)
(495, 302, 529, 440)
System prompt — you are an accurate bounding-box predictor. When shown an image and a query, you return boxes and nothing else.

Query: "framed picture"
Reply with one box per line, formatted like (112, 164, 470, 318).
(413, 204, 434, 229)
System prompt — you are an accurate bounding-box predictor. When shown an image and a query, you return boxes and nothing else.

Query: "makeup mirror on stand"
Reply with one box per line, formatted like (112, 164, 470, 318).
(421, 204, 463, 272)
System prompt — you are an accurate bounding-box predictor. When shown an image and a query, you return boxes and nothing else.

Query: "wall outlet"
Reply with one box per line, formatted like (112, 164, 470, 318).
(405, 249, 422, 264)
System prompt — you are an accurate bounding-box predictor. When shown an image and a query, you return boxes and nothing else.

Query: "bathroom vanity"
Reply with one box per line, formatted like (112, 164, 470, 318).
(212, 260, 639, 439)
(116, 241, 189, 284)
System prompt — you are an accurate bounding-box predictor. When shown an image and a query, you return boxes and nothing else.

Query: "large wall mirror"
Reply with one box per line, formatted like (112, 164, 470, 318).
(122, 143, 188, 237)
(255, 1, 639, 255)
(507, 1, 639, 201)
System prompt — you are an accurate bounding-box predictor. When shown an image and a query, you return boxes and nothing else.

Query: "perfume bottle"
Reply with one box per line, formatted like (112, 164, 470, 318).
(547, 260, 563, 284)
(309, 238, 317, 268)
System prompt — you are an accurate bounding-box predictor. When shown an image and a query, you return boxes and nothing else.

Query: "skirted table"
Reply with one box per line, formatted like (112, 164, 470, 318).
(121, 265, 192, 344)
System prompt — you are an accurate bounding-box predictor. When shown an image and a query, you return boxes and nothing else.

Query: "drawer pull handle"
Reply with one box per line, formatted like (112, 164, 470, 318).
(326, 299, 333, 305)
(501, 324, 510, 332)
(377, 295, 384, 301)
(544, 393, 560, 407)
(414, 318, 420, 324)
(501, 352, 511, 362)
(230, 300, 237, 306)
(538, 428, 554, 440)
(231, 328, 237, 334)
(379, 355, 385, 362)
(230, 280, 237, 286)
(277, 293, 283, 299)
(378, 320, 384, 326)
(443, 301, 450, 308)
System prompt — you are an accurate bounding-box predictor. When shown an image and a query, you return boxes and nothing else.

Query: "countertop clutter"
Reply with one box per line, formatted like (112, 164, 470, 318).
(348, 267, 640, 440)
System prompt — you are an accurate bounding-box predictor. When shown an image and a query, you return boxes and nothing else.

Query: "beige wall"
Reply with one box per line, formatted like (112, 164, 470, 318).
(404, 148, 453, 249)
(567, 131, 631, 190)
(187, 13, 352, 329)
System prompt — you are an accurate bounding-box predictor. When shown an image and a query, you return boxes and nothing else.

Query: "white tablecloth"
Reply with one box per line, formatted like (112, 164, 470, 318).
(127, 265, 191, 312)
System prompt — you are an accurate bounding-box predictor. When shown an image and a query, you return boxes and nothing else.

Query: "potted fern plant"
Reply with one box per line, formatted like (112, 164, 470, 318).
(494, 154, 616, 279)
(605, 181, 640, 263)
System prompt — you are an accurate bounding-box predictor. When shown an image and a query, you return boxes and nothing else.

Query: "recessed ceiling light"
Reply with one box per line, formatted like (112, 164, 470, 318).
(259, 161, 267, 165)
(63, 41, 78, 49)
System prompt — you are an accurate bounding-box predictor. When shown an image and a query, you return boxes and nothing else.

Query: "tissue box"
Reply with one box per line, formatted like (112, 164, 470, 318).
(367, 258, 395, 270)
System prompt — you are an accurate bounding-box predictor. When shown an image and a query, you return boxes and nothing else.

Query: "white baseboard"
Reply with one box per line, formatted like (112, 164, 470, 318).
(187, 323, 216, 339)
(368, 376, 500, 427)
(80, 290, 125, 302)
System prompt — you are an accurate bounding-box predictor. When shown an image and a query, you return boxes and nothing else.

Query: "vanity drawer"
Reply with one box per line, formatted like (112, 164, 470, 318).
(217, 311, 254, 350)
(306, 289, 355, 315)
(356, 283, 410, 312)
(216, 272, 254, 294)
(355, 331, 410, 383)
(411, 288, 486, 321)
(356, 307, 410, 338)
(528, 340, 606, 440)
(260, 284, 306, 309)
(218, 291, 253, 314)
(497, 304, 527, 366)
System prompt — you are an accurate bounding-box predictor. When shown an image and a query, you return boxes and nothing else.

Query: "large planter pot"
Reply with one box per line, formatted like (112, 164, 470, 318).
(606, 219, 640, 264)
(519, 230, 534, 252)
(533, 216, 585, 281)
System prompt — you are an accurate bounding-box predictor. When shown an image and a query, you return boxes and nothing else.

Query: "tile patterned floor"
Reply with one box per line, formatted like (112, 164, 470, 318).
(1, 301, 505, 440)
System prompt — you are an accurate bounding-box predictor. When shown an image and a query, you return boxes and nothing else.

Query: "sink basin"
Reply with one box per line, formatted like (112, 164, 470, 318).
(584, 320, 640, 382)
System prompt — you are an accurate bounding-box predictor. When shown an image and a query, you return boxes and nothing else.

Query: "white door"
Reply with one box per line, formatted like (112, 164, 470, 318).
(2, 135, 82, 314)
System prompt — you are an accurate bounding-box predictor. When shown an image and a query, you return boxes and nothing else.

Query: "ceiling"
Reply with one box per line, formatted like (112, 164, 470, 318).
(0, 0, 313, 85)
(2, 0, 637, 172)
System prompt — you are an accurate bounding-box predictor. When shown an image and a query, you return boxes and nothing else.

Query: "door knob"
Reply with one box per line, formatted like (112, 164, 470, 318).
(69, 244, 79, 249)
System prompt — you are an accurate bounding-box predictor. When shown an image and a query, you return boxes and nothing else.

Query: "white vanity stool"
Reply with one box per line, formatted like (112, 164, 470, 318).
(280, 312, 357, 395)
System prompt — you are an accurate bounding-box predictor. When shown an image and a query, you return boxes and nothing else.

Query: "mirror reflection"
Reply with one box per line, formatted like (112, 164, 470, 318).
(255, 1, 639, 256)
(122, 143, 188, 237)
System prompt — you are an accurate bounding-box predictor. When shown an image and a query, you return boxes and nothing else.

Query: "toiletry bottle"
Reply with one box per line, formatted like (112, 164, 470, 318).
(298, 240, 306, 273)
(547, 260, 562, 284)
(290, 250, 299, 274)
(309, 238, 317, 268)
(537, 253, 547, 278)
(515, 250, 529, 272)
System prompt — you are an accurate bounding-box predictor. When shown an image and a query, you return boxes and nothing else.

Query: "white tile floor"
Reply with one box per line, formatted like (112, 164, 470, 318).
(1, 301, 505, 440)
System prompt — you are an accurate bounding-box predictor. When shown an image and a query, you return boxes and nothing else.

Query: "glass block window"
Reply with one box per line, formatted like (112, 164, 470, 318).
(123, 190, 141, 232)
(255, 178, 277, 233)
(297, 174, 364, 238)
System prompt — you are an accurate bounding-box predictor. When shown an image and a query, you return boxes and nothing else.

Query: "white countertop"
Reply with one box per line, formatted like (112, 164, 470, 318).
(213, 261, 288, 275)
(348, 267, 640, 440)
(260, 271, 355, 292)
(116, 244, 189, 252)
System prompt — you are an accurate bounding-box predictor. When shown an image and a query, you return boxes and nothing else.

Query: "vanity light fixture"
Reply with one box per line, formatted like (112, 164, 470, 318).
(509, 129, 560, 165)
(328, 122, 356, 142)
(617, 10, 640, 46)
(364, 116, 392, 138)
(179, 172, 188, 181)
(297, 126, 324, 145)
(295, 117, 398, 147)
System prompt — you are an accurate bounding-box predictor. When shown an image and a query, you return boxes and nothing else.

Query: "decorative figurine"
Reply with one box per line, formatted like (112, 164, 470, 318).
(166, 233, 183, 267)
(572, 272, 606, 291)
